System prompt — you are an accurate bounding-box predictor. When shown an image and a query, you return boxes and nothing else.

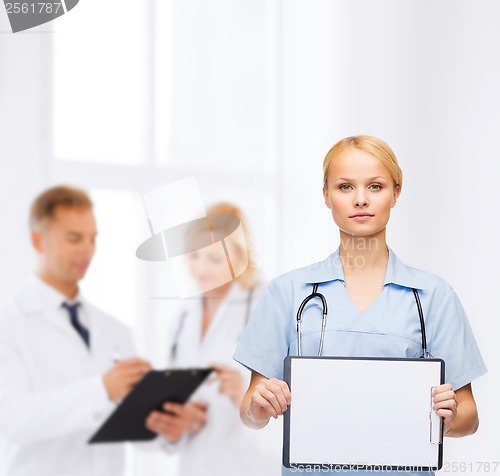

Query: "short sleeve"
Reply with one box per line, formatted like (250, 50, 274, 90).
(427, 287, 487, 390)
(233, 278, 292, 380)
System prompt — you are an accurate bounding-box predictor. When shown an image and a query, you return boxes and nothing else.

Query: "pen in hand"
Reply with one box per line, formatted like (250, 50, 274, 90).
(104, 356, 152, 402)
(112, 348, 121, 365)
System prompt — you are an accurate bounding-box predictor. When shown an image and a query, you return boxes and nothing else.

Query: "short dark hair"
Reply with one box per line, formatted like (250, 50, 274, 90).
(30, 185, 93, 230)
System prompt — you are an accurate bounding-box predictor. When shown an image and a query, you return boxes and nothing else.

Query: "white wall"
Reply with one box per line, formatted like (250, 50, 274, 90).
(0, 13, 51, 298)
(281, 1, 499, 472)
(1, 1, 498, 474)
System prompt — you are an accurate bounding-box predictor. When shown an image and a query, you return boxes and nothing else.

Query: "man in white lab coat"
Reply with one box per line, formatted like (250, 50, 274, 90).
(0, 185, 151, 476)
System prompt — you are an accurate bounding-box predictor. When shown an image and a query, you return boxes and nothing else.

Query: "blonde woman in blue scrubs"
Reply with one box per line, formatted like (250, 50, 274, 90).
(234, 135, 487, 476)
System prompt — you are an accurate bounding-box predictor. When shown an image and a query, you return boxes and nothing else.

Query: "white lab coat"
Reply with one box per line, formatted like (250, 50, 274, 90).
(0, 276, 135, 476)
(167, 282, 282, 476)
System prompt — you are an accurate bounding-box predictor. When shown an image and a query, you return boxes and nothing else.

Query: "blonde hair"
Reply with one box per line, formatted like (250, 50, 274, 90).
(322, 135, 403, 190)
(30, 185, 93, 230)
(185, 202, 256, 289)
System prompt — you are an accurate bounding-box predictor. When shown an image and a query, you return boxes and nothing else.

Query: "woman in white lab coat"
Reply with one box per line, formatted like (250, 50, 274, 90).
(146, 203, 281, 476)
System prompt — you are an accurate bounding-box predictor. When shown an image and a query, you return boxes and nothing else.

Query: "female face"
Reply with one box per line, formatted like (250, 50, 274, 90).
(185, 232, 232, 292)
(323, 147, 400, 237)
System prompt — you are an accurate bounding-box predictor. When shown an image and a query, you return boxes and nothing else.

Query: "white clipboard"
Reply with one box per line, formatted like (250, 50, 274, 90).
(283, 356, 444, 471)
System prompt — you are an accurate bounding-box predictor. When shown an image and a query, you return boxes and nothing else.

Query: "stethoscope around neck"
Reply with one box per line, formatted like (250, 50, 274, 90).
(296, 283, 433, 358)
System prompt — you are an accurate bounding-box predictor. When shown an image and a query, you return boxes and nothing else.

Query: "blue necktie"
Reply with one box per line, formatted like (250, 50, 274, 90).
(62, 302, 90, 348)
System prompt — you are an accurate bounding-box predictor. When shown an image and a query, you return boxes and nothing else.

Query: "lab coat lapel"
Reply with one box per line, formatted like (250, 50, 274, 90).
(177, 297, 203, 365)
(84, 299, 104, 354)
(14, 278, 81, 342)
(200, 300, 228, 354)
(82, 299, 119, 372)
(200, 283, 245, 353)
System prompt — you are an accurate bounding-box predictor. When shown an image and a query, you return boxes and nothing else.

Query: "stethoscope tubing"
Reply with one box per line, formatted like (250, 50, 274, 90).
(296, 284, 327, 357)
(296, 284, 430, 358)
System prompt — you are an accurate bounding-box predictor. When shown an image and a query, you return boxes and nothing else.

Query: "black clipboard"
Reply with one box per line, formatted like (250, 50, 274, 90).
(89, 367, 213, 443)
(283, 356, 444, 471)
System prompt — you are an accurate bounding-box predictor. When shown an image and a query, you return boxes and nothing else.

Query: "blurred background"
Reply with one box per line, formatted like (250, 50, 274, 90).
(0, 0, 498, 474)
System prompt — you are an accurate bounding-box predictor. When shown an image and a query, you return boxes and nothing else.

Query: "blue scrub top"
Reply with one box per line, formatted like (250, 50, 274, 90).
(234, 247, 487, 476)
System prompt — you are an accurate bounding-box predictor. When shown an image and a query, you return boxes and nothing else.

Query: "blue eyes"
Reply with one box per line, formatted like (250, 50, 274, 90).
(339, 184, 382, 191)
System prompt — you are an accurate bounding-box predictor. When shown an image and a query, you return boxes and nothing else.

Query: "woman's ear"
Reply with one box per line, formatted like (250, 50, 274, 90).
(391, 185, 401, 208)
(323, 186, 331, 209)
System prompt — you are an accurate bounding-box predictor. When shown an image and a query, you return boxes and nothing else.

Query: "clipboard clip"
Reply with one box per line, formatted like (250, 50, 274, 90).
(429, 386, 443, 444)
(163, 368, 213, 377)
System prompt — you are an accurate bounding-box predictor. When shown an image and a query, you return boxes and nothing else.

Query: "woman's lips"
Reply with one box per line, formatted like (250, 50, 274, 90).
(350, 213, 374, 221)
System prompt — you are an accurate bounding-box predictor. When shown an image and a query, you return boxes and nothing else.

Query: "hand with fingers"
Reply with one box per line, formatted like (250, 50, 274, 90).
(432, 383, 458, 434)
(103, 358, 152, 402)
(245, 377, 291, 428)
(145, 402, 208, 443)
(211, 363, 245, 407)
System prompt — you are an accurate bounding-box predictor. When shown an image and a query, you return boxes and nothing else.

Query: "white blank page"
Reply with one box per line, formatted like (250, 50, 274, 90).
(285, 357, 443, 469)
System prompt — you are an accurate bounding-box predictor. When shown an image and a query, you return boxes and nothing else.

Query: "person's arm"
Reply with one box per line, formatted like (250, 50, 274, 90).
(426, 286, 486, 436)
(239, 370, 291, 430)
(0, 377, 110, 445)
(433, 383, 479, 437)
(0, 338, 150, 446)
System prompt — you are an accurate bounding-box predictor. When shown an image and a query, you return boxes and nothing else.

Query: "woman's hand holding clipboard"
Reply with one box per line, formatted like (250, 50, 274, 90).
(89, 367, 213, 443)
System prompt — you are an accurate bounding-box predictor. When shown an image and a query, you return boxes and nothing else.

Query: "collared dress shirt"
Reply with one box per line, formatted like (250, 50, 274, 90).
(234, 247, 487, 476)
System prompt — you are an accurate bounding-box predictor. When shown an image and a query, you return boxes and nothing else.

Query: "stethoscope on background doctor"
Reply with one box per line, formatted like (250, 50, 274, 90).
(296, 283, 433, 358)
